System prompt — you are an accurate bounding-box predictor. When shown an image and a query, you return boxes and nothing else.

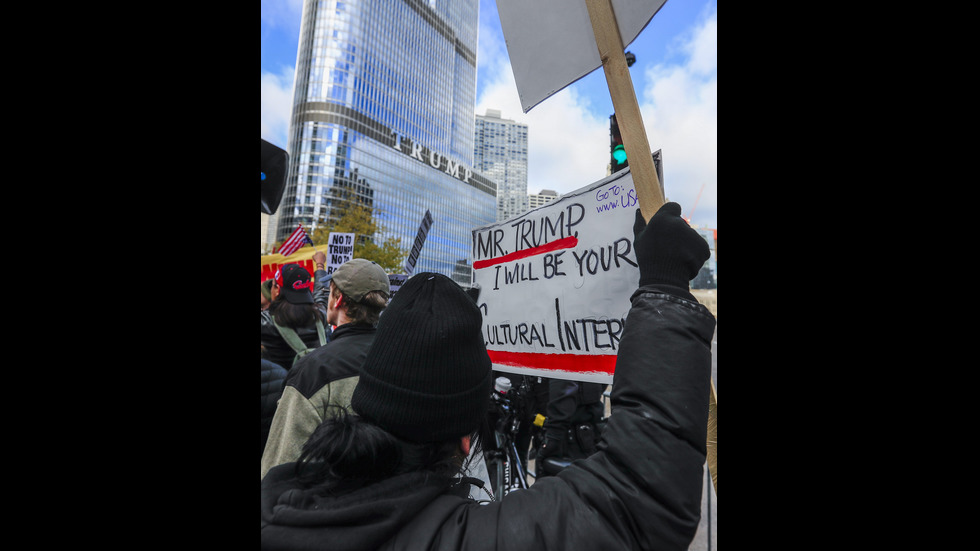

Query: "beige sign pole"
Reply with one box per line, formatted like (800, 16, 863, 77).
(585, 0, 716, 495)
(707, 379, 717, 493)
(584, 0, 664, 223)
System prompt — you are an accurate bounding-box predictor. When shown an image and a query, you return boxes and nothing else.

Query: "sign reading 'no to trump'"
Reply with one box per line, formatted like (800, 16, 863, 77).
(471, 169, 642, 384)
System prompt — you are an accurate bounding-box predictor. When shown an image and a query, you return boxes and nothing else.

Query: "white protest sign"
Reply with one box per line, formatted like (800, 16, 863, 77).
(388, 274, 408, 300)
(326, 232, 355, 274)
(471, 169, 640, 384)
(496, 0, 667, 113)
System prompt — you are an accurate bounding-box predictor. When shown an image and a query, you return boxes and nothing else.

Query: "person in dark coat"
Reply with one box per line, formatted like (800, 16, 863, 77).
(261, 278, 274, 311)
(260, 203, 714, 551)
(536, 378, 606, 466)
(261, 359, 288, 456)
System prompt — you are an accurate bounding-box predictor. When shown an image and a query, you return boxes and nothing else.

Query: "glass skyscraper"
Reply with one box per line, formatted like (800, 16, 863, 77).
(474, 109, 528, 221)
(274, 0, 495, 284)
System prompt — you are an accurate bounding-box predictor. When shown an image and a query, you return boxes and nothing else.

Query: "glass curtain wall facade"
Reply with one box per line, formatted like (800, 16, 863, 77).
(474, 109, 528, 222)
(276, 0, 495, 284)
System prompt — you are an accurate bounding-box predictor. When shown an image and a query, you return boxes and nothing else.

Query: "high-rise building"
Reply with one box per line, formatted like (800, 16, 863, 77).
(270, 0, 495, 285)
(528, 189, 558, 210)
(473, 109, 528, 221)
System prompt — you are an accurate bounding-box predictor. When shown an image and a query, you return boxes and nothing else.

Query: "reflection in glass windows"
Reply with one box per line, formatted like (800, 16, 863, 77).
(275, 0, 491, 286)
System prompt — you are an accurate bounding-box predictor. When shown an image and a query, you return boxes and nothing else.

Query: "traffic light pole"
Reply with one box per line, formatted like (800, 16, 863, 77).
(585, 0, 716, 497)
(584, 0, 664, 223)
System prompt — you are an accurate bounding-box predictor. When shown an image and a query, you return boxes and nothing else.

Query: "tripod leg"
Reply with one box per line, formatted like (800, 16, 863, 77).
(509, 442, 529, 489)
(494, 454, 505, 497)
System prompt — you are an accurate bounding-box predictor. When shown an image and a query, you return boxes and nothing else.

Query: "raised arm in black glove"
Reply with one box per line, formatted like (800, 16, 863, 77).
(632, 202, 710, 301)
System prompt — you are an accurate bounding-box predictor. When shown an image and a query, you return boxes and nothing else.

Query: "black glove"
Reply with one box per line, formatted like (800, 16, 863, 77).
(632, 203, 710, 290)
(537, 434, 565, 460)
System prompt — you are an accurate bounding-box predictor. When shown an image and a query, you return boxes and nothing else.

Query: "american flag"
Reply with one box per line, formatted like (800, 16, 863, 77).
(278, 225, 314, 257)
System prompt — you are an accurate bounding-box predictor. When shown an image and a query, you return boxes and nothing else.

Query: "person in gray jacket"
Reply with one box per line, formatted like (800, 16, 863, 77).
(261, 258, 391, 479)
(260, 202, 714, 550)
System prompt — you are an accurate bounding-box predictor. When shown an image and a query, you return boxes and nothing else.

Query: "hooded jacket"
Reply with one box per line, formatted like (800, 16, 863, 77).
(261, 286, 715, 550)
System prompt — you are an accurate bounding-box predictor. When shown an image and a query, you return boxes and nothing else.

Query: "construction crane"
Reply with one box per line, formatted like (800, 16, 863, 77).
(684, 183, 705, 225)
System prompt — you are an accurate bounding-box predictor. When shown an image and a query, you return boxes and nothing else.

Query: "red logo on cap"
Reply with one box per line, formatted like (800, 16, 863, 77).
(274, 265, 312, 292)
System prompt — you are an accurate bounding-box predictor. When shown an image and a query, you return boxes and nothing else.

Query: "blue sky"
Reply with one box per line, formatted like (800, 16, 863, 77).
(261, 0, 716, 229)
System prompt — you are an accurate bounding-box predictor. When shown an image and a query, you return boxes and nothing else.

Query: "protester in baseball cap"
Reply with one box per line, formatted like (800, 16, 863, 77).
(260, 263, 330, 371)
(324, 258, 390, 327)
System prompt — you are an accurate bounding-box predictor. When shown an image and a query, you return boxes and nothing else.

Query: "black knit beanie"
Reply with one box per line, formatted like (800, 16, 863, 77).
(351, 272, 492, 443)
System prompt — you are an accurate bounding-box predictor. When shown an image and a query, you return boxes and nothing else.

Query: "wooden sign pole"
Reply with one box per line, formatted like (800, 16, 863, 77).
(585, 0, 717, 496)
(584, 0, 664, 223)
(707, 379, 717, 494)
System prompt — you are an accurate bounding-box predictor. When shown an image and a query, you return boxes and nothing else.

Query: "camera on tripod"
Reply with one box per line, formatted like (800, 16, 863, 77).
(485, 376, 530, 498)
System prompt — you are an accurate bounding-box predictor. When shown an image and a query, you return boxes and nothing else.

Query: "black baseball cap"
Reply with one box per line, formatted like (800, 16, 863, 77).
(274, 264, 314, 304)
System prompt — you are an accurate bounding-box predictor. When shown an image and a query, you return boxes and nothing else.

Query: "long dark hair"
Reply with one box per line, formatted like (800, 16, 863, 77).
(294, 407, 485, 492)
(269, 295, 326, 329)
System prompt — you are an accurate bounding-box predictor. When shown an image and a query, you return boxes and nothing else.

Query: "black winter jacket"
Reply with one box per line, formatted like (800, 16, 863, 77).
(261, 359, 288, 456)
(260, 323, 377, 479)
(261, 285, 716, 551)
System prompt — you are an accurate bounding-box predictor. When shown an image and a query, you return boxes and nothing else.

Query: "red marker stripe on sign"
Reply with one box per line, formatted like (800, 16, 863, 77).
(487, 350, 616, 376)
(473, 236, 579, 269)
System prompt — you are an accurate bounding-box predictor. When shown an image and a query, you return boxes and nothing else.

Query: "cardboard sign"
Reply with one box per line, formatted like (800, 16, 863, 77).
(471, 169, 640, 383)
(326, 232, 355, 274)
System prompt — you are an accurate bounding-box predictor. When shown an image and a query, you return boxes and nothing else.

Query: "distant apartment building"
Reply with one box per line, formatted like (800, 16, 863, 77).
(528, 189, 558, 210)
(473, 109, 528, 221)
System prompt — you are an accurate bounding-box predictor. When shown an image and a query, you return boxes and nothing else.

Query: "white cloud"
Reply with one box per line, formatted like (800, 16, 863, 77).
(260, 1, 303, 149)
(261, 65, 295, 149)
(475, 53, 609, 197)
(475, 0, 608, 195)
(476, 4, 508, 81)
(520, 90, 610, 195)
(261, 0, 304, 32)
(640, 7, 717, 227)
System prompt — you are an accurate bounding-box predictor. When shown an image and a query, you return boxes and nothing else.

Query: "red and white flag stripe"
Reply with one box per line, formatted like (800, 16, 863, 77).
(278, 225, 311, 257)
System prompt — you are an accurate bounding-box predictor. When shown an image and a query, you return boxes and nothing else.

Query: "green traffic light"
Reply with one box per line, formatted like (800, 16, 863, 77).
(613, 144, 627, 163)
